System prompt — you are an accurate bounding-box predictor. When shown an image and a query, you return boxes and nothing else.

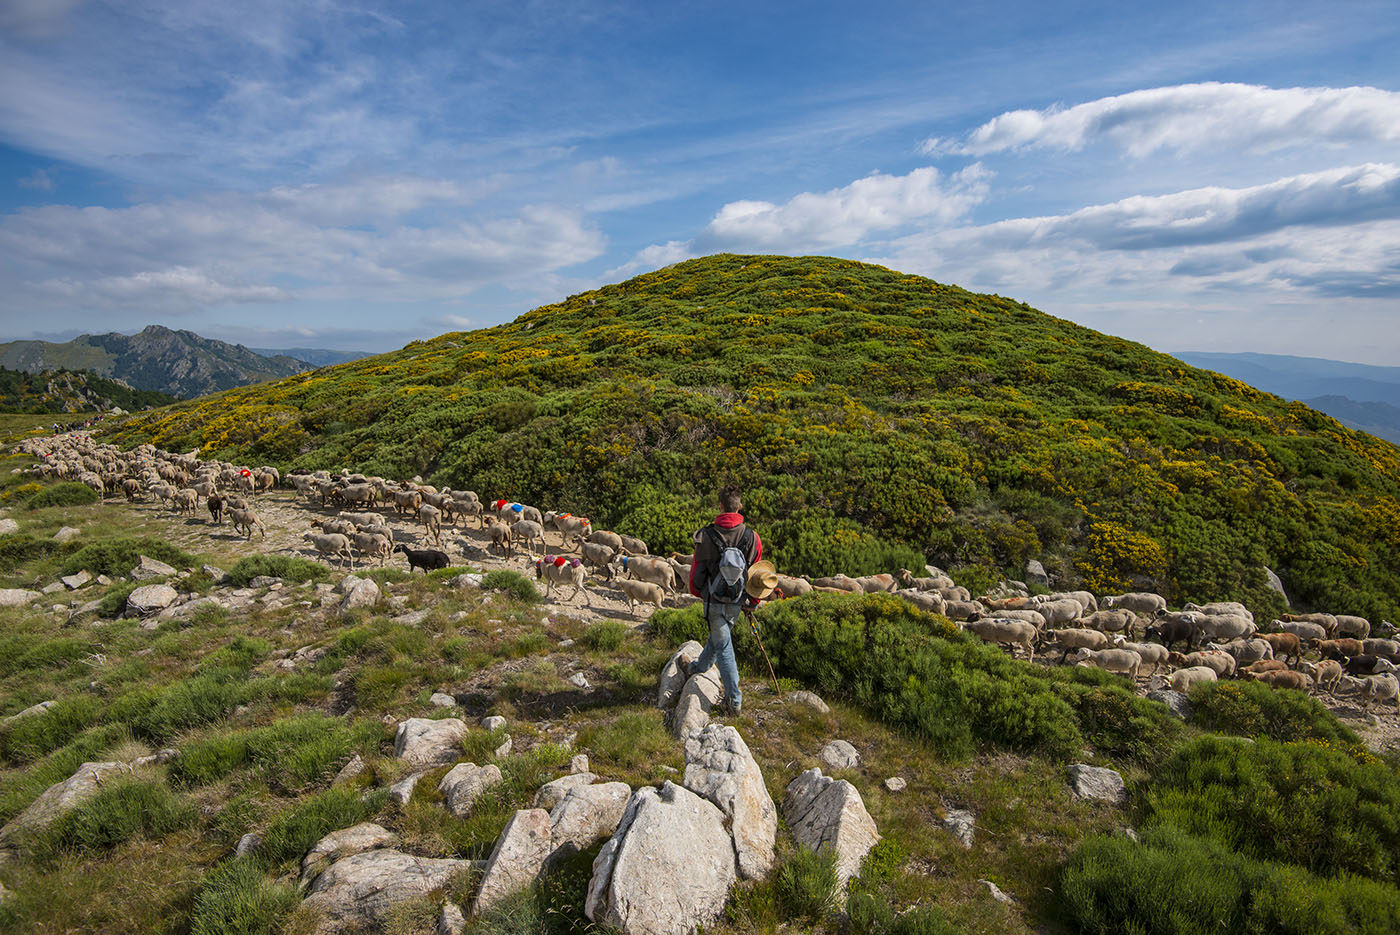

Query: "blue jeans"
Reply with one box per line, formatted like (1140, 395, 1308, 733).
(692, 600, 742, 711)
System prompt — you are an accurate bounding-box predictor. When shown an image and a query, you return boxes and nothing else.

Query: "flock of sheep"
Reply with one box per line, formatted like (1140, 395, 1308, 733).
(19, 433, 1399, 715)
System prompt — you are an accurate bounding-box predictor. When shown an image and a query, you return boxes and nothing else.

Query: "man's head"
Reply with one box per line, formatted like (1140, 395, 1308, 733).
(718, 485, 742, 513)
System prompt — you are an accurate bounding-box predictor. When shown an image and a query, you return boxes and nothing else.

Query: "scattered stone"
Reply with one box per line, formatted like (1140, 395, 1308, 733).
(1024, 559, 1050, 590)
(4, 700, 55, 723)
(533, 773, 599, 811)
(52, 526, 80, 543)
(248, 575, 281, 589)
(389, 771, 426, 805)
(787, 690, 830, 714)
(820, 740, 860, 771)
(1121, 827, 1141, 843)
(337, 575, 364, 594)
(942, 808, 976, 848)
(96, 575, 111, 586)
(450, 573, 484, 589)
(585, 781, 736, 935)
(980, 879, 1017, 906)
(1068, 764, 1126, 805)
(301, 822, 401, 884)
(202, 563, 227, 581)
(393, 717, 468, 769)
(394, 608, 431, 626)
(782, 768, 880, 892)
(0, 518, 17, 536)
(302, 849, 473, 932)
(557, 638, 575, 648)
(673, 669, 723, 740)
(683, 725, 777, 880)
(333, 754, 366, 786)
(131, 555, 178, 580)
(235, 832, 261, 858)
(549, 782, 631, 863)
(429, 692, 457, 708)
(1146, 689, 1192, 720)
(41, 582, 64, 595)
(438, 902, 467, 935)
(339, 578, 381, 616)
(125, 584, 178, 616)
(569, 672, 590, 690)
(60, 570, 91, 590)
(0, 762, 132, 854)
(439, 763, 503, 818)
(494, 735, 513, 758)
(130, 748, 178, 768)
(570, 754, 590, 775)
(481, 715, 507, 731)
(0, 588, 40, 608)
(884, 777, 907, 793)
(657, 640, 705, 710)
(474, 809, 554, 915)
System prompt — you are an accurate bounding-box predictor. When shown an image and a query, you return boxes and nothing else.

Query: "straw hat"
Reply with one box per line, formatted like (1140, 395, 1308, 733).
(746, 560, 780, 601)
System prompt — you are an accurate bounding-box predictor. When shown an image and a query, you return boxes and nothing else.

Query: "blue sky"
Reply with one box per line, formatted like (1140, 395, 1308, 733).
(1, 0, 1398, 363)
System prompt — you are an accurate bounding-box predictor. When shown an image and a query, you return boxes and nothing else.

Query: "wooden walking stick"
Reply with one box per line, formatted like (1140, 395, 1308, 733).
(743, 606, 780, 692)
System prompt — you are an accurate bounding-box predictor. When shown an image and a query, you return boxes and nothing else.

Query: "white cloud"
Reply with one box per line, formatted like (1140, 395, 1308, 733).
(927, 83, 1400, 158)
(607, 240, 696, 278)
(17, 168, 53, 191)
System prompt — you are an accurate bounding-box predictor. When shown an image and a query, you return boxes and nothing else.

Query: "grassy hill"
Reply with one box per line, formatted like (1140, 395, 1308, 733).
(0, 366, 176, 414)
(109, 255, 1400, 620)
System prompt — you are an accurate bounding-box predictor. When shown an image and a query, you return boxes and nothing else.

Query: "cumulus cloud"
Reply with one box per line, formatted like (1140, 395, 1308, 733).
(607, 240, 696, 278)
(925, 83, 1400, 158)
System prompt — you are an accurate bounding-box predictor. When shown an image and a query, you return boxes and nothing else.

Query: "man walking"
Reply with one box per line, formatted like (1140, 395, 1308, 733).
(687, 485, 762, 714)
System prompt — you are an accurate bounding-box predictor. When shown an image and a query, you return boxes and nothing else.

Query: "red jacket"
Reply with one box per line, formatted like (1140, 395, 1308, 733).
(689, 512, 762, 599)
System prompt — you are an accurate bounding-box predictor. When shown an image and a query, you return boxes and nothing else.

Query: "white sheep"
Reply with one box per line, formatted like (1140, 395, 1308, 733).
(1112, 637, 1170, 674)
(963, 618, 1038, 661)
(509, 519, 547, 556)
(303, 531, 354, 568)
(1182, 649, 1236, 678)
(1334, 614, 1371, 640)
(1170, 666, 1218, 692)
(615, 578, 665, 617)
(229, 507, 266, 540)
(1068, 647, 1142, 680)
(1102, 592, 1167, 615)
(351, 531, 392, 567)
(1358, 674, 1399, 713)
(1046, 628, 1110, 660)
(612, 555, 677, 594)
(418, 503, 445, 547)
(535, 556, 591, 605)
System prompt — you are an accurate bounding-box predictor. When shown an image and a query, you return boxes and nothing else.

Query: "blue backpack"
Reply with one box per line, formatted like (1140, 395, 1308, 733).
(705, 526, 752, 605)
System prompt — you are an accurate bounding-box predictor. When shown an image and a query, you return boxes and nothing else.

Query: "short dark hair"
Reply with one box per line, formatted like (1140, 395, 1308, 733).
(718, 485, 742, 512)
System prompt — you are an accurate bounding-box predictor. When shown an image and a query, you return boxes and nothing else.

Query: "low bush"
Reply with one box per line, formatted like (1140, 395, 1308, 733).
(173, 714, 382, 790)
(775, 846, 840, 922)
(580, 619, 630, 652)
(223, 554, 330, 586)
(847, 889, 962, 935)
(107, 668, 264, 744)
(188, 857, 299, 935)
(0, 724, 127, 825)
(35, 776, 194, 856)
(1188, 679, 1361, 745)
(258, 785, 390, 868)
(1142, 735, 1400, 883)
(0, 635, 97, 676)
(97, 580, 139, 617)
(25, 482, 98, 509)
(1062, 825, 1400, 935)
(60, 537, 196, 577)
(480, 569, 541, 603)
(0, 532, 59, 573)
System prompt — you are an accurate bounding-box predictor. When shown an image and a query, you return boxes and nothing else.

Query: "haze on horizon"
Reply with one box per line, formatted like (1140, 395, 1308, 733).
(1, 1, 1397, 364)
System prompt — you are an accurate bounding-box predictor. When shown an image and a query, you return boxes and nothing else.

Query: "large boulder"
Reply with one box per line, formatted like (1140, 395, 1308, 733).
(586, 781, 736, 935)
(131, 555, 178, 580)
(301, 823, 400, 884)
(125, 584, 178, 616)
(672, 670, 723, 741)
(1024, 559, 1050, 589)
(473, 809, 554, 915)
(0, 588, 41, 608)
(548, 781, 631, 863)
(339, 578, 381, 616)
(301, 849, 473, 933)
(393, 718, 467, 769)
(1067, 764, 1126, 805)
(657, 640, 705, 709)
(0, 762, 131, 855)
(782, 768, 879, 891)
(438, 763, 503, 818)
(683, 725, 776, 880)
(532, 772, 598, 811)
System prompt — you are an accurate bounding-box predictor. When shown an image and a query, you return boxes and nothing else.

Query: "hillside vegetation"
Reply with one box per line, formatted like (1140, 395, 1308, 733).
(0, 366, 175, 414)
(111, 255, 1400, 620)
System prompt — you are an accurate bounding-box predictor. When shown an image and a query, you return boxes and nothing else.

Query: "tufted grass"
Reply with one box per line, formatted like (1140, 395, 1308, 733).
(188, 856, 301, 935)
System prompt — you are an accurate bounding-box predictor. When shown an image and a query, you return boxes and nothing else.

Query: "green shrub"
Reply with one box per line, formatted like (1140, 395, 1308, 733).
(580, 620, 629, 652)
(775, 847, 839, 922)
(173, 714, 381, 790)
(97, 580, 139, 617)
(0, 635, 97, 676)
(0, 532, 58, 573)
(847, 887, 963, 935)
(0, 695, 101, 764)
(0, 723, 127, 825)
(26, 482, 98, 509)
(1142, 735, 1400, 883)
(481, 569, 541, 603)
(223, 554, 330, 586)
(259, 785, 390, 867)
(188, 857, 299, 935)
(1189, 679, 1361, 745)
(107, 669, 263, 744)
(60, 537, 196, 577)
(36, 777, 194, 855)
(1062, 826, 1400, 935)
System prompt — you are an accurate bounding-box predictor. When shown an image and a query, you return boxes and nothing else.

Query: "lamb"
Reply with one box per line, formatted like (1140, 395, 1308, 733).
(303, 531, 354, 568)
(1260, 632, 1302, 666)
(1102, 592, 1167, 615)
(1034, 598, 1083, 627)
(613, 555, 677, 593)
(1068, 647, 1142, 680)
(963, 618, 1038, 661)
(1249, 669, 1314, 692)
(1046, 628, 1110, 660)
(615, 578, 666, 617)
(1112, 637, 1170, 674)
(535, 556, 591, 605)
(393, 544, 450, 573)
(1301, 659, 1344, 693)
(1333, 615, 1371, 640)
(229, 507, 266, 540)
(418, 504, 445, 547)
(1080, 609, 1136, 635)
(1182, 650, 1236, 678)
(1357, 674, 1399, 714)
(351, 531, 392, 567)
(1170, 666, 1218, 692)
(508, 519, 547, 556)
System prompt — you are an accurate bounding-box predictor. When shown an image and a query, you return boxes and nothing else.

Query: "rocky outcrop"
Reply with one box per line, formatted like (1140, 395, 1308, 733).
(532, 772, 597, 811)
(438, 763, 502, 818)
(1067, 764, 1126, 805)
(548, 781, 630, 863)
(301, 849, 473, 933)
(393, 718, 467, 769)
(657, 641, 704, 709)
(125, 584, 177, 616)
(339, 578, 381, 616)
(131, 555, 177, 580)
(683, 725, 776, 880)
(782, 768, 879, 891)
(301, 823, 400, 884)
(586, 781, 736, 935)
(672, 670, 722, 741)
(0, 761, 131, 855)
(0, 588, 41, 608)
(473, 809, 554, 915)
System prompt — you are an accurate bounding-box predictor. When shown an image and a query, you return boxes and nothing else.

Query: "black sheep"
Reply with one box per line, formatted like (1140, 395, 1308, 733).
(394, 544, 449, 573)
(1145, 614, 1195, 651)
(207, 492, 224, 525)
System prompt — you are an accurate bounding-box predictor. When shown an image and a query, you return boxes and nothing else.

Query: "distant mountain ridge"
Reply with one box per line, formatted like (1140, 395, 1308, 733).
(249, 347, 371, 367)
(1175, 351, 1400, 444)
(0, 326, 314, 399)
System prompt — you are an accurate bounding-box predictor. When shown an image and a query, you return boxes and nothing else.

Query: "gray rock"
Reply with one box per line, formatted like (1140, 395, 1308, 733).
(657, 640, 705, 710)
(884, 777, 907, 793)
(942, 807, 976, 848)
(1068, 764, 1126, 805)
(683, 725, 777, 880)
(585, 781, 736, 935)
(248, 575, 281, 589)
(393, 717, 467, 769)
(301, 822, 402, 884)
(481, 715, 507, 731)
(438, 902, 467, 935)
(429, 692, 457, 708)
(438, 763, 503, 818)
(673, 669, 723, 741)
(533, 773, 598, 811)
(333, 754, 366, 786)
(125, 584, 178, 616)
(494, 735, 513, 759)
(131, 555, 178, 580)
(1147, 689, 1193, 720)
(338, 578, 381, 616)
(549, 782, 631, 863)
(1264, 566, 1289, 607)
(570, 754, 590, 775)
(788, 690, 830, 714)
(1024, 559, 1050, 589)
(4, 700, 55, 723)
(302, 849, 473, 931)
(158, 596, 224, 620)
(981, 879, 1017, 906)
(41, 582, 64, 595)
(52, 526, 80, 543)
(0, 518, 17, 536)
(0, 588, 40, 608)
(130, 748, 178, 768)
(569, 672, 590, 690)
(782, 768, 880, 891)
(60, 570, 91, 590)
(389, 770, 426, 806)
(0, 762, 132, 854)
(201, 563, 227, 581)
(474, 808, 554, 915)
(820, 740, 860, 771)
(235, 832, 261, 857)
(451, 573, 484, 589)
